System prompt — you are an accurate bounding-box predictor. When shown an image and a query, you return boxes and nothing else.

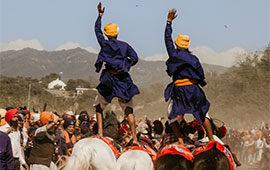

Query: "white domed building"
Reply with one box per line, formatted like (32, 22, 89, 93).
(48, 78, 66, 90)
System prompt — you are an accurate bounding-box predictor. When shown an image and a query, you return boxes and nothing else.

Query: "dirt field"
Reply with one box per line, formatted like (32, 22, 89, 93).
(237, 164, 263, 170)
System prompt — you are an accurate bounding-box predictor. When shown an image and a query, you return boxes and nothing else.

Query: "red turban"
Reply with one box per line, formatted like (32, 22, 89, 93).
(5, 109, 18, 122)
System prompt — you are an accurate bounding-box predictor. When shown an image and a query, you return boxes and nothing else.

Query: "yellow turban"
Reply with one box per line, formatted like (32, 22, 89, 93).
(175, 34, 190, 49)
(104, 23, 118, 37)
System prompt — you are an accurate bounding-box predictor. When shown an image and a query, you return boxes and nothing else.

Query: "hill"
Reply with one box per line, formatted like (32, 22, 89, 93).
(0, 48, 228, 87)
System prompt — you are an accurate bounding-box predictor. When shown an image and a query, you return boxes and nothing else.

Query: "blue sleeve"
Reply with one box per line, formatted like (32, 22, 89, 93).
(6, 137, 14, 170)
(127, 44, 138, 67)
(95, 16, 106, 48)
(195, 60, 207, 87)
(165, 22, 176, 57)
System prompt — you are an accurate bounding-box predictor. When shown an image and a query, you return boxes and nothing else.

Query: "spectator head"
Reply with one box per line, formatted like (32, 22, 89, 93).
(63, 114, 76, 135)
(0, 108, 7, 126)
(137, 121, 148, 134)
(24, 110, 30, 118)
(153, 120, 164, 135)
(18, 113, 25, 128)
(65, 110, 75, 116)
(40, 111, 58, 125)
(165, 121, 173, 134)
(5, 109, 18, 128)
(5, 107, 14, 111)
(31, 113, 40, 123)
(79, 111, 90, 124)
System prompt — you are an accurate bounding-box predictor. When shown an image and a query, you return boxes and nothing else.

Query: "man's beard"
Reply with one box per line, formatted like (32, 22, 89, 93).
(10, 120, 18, 129)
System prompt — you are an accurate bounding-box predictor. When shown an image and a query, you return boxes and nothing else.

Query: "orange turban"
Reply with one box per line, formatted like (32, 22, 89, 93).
(104, 23, 118, 37)
(175, 34, 190, 49)
(40, 111, 58, 125)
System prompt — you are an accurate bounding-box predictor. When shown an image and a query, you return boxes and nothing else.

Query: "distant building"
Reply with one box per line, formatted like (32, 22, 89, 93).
(48, 78, 66, 90)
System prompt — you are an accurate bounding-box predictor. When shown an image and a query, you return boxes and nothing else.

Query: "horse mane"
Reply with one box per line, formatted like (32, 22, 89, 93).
(193, 147, 231, 170)
(155, 154, 193, 170)
(60, 138, 116, 170)
(116, 150, 153, 170)
(60, 138, 96, 170)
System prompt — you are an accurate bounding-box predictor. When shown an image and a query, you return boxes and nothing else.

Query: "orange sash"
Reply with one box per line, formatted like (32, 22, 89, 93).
(109, 69, 125, 75)
(174, 79, 196, 86)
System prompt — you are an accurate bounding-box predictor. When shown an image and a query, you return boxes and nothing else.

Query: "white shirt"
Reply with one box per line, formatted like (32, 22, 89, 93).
(21, 126, 28, 148)
(256, 138, 264, 149)
(8, 130, 26, 165)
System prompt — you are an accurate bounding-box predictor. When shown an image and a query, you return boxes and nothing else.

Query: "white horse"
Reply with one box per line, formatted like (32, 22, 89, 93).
(61, 138, 116, 170)
(116, 149, 153, 170)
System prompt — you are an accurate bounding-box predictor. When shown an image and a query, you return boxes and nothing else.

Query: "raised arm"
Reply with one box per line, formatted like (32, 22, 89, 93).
(165, 9, 178, 57)
(95, 2, 106, 47)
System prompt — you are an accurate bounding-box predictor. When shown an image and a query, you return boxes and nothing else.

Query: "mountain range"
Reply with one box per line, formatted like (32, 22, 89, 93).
(0, 48, 228, 87)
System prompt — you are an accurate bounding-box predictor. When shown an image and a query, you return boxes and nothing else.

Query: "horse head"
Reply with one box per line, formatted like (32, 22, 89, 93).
(193, 141, 236, 170)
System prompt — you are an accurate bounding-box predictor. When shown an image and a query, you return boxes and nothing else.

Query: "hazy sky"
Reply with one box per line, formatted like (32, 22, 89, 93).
(0, 0, 269, 57)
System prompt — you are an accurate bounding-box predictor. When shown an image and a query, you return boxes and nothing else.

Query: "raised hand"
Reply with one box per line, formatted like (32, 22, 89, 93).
(167, 8, 178, 22)
(97, 2, 105, 16)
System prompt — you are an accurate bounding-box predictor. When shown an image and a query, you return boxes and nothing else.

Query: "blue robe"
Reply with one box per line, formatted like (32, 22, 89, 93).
(95, 16, 140, 103)
(164, 22, 210, 122)
(0, 131, 14, 170)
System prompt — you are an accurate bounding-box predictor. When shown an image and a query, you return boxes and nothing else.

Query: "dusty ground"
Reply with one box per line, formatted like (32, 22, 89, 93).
(237, 163, 264, 170)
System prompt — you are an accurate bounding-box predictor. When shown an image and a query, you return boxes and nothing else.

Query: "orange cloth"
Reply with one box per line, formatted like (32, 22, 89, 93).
(64, 130, 76, 153)
(156, 144, 193, 162)
(0, 119, 7, 126)
(174, 79, 196, 86)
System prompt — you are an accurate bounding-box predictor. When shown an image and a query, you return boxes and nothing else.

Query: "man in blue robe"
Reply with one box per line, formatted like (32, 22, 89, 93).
(94, 2, 140, 145)
(164, 8, 214, 145)
(0, 131, 14, 170)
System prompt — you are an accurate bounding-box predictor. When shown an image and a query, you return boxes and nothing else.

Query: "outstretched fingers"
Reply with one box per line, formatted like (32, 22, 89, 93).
(167, 8, 178, 22)
(97, 2, 105, 14)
